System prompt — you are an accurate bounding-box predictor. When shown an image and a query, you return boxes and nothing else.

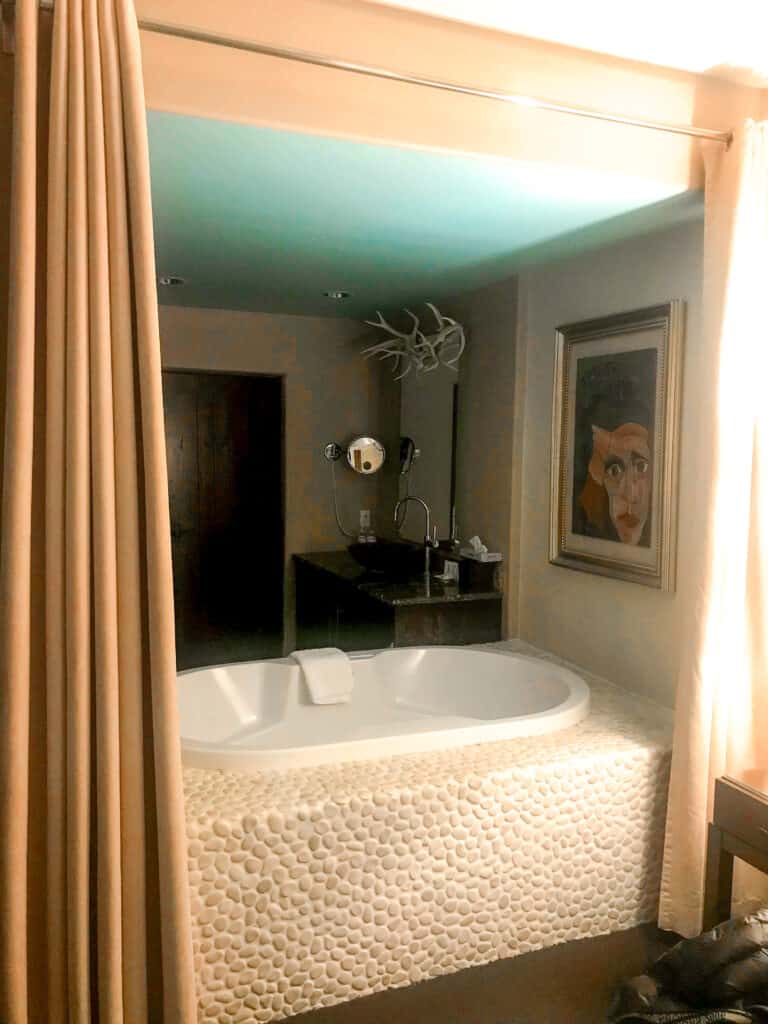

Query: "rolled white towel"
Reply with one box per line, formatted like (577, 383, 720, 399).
(291, 647, 354, 705)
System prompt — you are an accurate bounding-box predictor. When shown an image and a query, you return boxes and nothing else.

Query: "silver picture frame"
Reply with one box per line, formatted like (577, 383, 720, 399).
(549, 301, 685, 591)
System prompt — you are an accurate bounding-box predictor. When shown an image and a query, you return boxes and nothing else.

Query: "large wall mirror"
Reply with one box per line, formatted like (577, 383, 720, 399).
(397, 365, 458, 543)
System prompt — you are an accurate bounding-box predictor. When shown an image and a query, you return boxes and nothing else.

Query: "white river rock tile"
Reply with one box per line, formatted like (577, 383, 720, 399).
(185, 641, 672, 1022)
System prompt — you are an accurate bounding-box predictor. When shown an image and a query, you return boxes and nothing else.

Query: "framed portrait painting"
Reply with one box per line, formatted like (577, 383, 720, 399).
(549, 301, 684, 591)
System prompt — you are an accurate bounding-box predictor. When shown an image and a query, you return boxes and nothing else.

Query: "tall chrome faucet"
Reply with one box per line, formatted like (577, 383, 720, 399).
(393, 495, 438, 577)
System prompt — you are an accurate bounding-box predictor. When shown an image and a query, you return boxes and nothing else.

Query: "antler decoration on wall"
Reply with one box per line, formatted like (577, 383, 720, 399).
(362, 303, 466, 380)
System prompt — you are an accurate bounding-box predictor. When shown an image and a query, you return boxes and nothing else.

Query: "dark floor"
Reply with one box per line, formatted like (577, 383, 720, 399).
(291, 924, 677, 1024)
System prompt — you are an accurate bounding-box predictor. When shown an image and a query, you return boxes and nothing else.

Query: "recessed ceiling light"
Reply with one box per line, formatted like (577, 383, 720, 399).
(159, 275, 186, 286)
(324, 290, 351, 300)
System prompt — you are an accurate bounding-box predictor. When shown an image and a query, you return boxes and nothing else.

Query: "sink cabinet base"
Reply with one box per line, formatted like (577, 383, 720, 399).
(295, 556, 502, 651)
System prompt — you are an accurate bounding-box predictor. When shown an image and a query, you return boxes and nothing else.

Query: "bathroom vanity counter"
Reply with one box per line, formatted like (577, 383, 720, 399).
(294, 550, 502, 651)
(361, 576, 500, 606)
(295, 550, 501, 606)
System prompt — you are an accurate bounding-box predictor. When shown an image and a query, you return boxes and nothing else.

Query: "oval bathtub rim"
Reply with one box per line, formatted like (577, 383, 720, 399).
(178, 646, 591, 774)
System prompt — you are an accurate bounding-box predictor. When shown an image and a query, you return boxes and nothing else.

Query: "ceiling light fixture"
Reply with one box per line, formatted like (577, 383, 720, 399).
(159, 275, 186, 286)
(324, 290, 351, 300)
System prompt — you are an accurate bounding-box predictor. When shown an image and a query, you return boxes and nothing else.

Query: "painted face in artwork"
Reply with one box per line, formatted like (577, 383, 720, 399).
(587, 422, 652, 545)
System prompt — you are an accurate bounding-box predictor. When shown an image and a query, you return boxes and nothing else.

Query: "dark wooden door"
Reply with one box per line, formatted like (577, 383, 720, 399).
(162, 370, 283, 670)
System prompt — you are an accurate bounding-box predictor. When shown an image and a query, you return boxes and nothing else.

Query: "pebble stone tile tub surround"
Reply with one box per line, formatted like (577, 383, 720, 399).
(184, 641, 673, 1023)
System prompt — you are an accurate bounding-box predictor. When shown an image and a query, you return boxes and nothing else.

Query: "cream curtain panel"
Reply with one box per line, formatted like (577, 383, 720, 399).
(660, 119, 768, 937)
(0, 0, 196, 1021)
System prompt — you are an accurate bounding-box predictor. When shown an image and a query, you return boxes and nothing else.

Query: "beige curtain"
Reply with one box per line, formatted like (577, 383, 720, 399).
(659, 119, 768, 937)
(0, 0, 197, 1020)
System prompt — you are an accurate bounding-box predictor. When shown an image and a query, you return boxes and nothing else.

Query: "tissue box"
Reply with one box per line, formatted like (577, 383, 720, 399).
(459, 548, 502, 563)
(459, 557, 503, 593)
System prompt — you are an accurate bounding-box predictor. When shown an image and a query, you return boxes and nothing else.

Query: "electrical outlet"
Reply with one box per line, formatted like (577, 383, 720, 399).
(359, 509, 371, 529)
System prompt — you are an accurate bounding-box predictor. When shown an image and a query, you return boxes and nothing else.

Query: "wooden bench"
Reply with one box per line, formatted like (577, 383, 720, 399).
(703, 771, 768, 931)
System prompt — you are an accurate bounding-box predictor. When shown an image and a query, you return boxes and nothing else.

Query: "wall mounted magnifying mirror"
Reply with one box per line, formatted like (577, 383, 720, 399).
(323, 437, 386, 475)
(346, 436, 386, 475)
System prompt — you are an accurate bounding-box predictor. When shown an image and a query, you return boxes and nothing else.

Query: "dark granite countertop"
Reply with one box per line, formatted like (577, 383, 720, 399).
(294, 550, 503, 608)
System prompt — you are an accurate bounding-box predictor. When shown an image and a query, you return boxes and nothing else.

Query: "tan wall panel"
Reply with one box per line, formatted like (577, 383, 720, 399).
(450, 279, 518, 636)
(516, 221, 704, 706)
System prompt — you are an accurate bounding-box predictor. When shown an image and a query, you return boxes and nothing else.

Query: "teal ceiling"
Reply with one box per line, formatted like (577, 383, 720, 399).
(147, 111, 701, 318)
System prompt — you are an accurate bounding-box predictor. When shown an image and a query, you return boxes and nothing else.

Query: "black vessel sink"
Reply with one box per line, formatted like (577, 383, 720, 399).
(347, 540, 424, 579)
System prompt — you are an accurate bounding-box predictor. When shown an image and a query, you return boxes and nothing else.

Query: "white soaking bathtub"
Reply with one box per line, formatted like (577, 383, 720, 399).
(184, 642, 672, 1023)
(178, 645, 590, 772)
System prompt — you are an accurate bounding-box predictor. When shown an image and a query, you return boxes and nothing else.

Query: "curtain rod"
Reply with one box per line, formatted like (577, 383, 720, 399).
(4, 1, 734, 146)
